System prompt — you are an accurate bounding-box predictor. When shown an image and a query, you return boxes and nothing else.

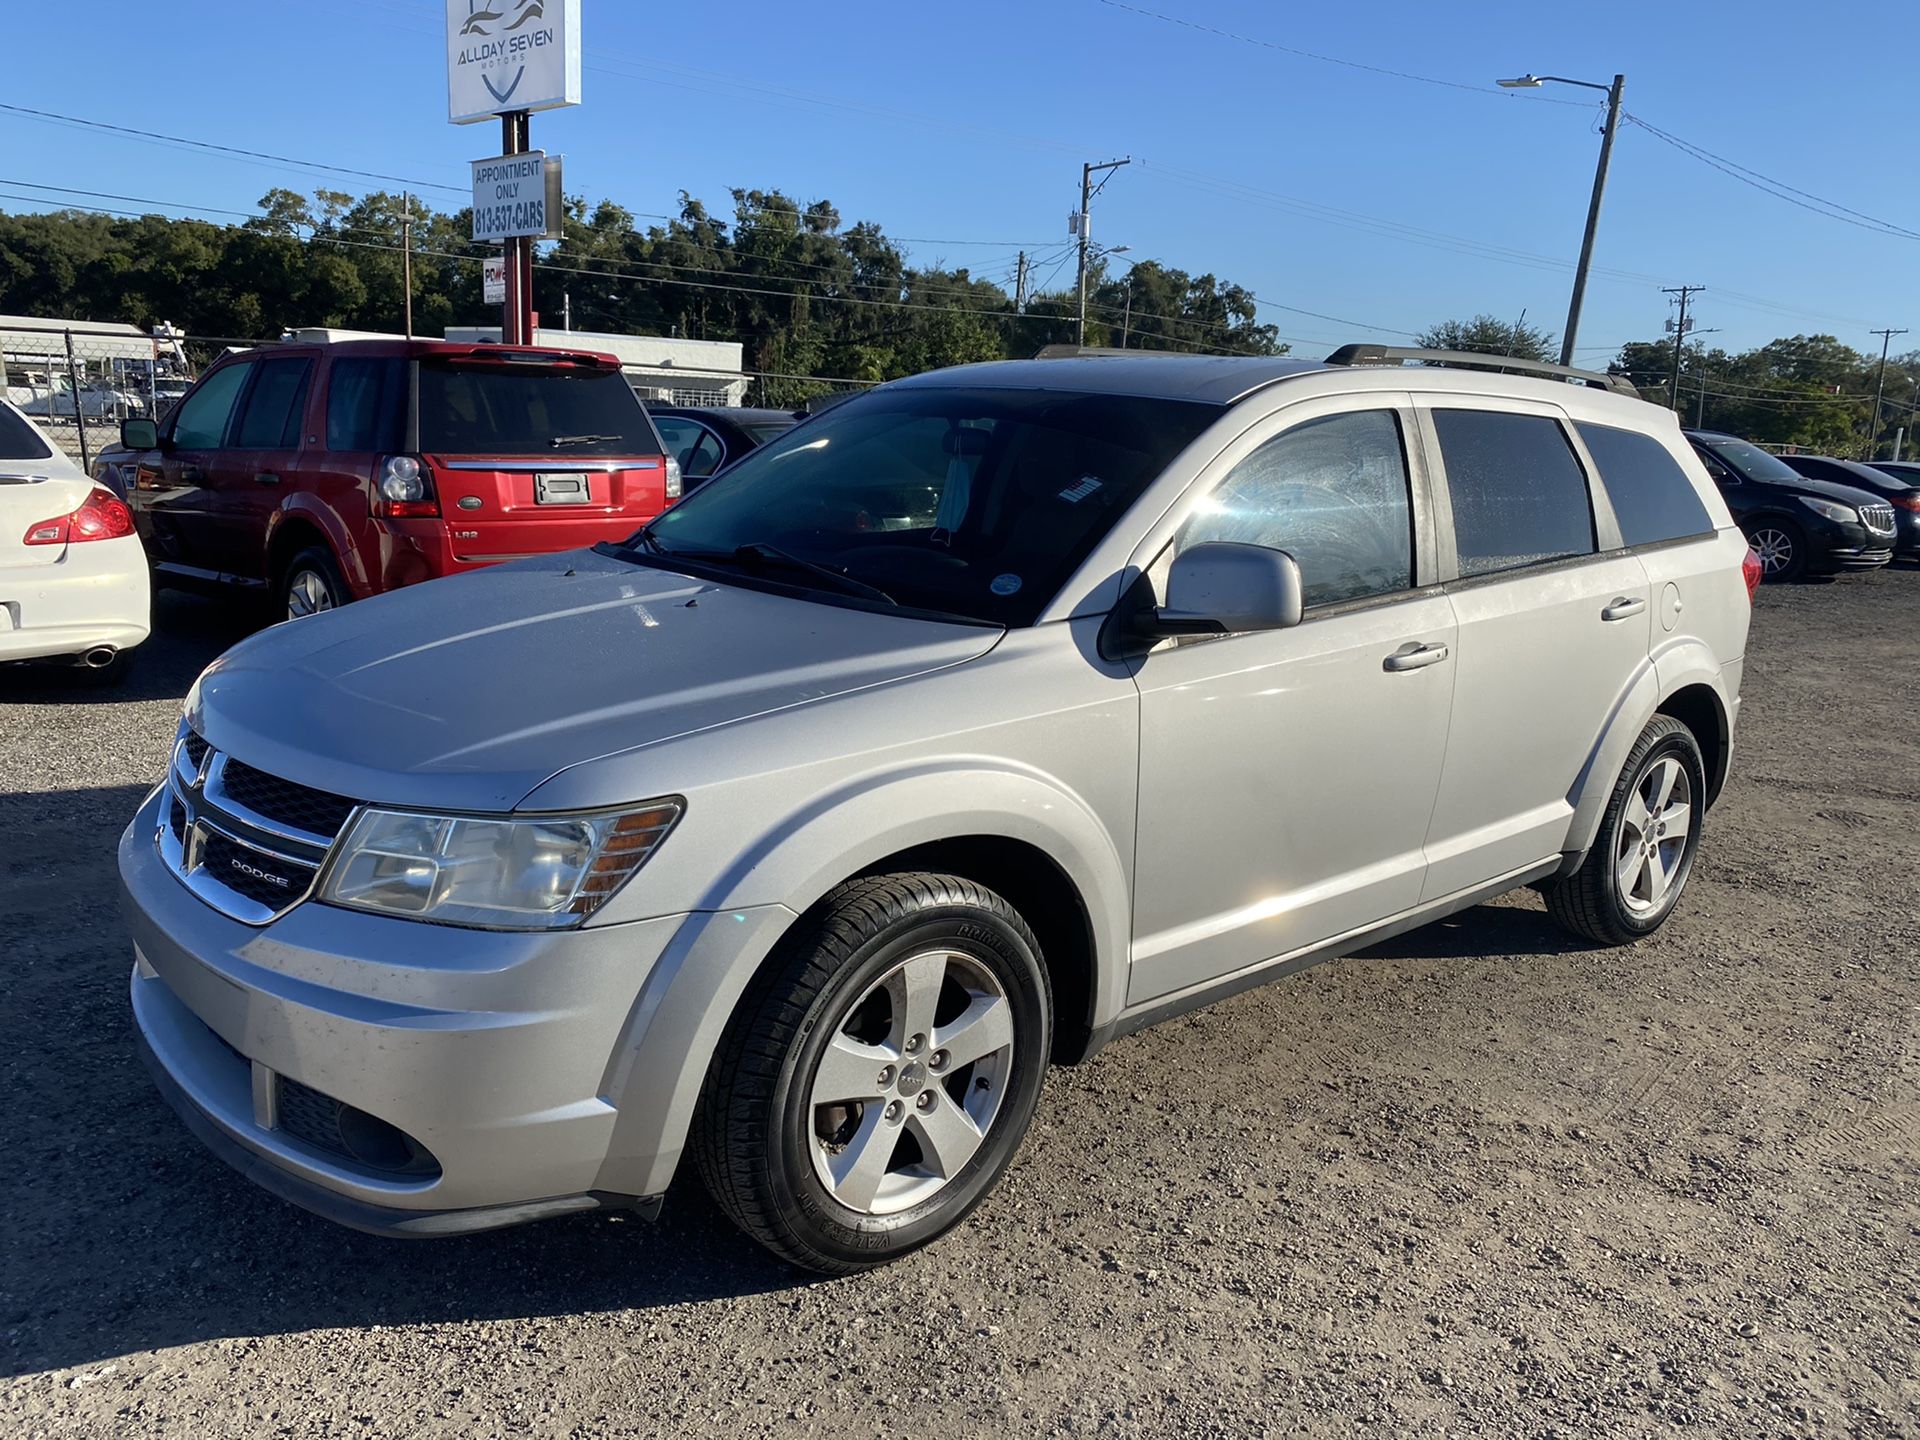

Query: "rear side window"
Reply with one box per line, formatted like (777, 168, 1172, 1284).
(417, 364, 655, 457)
(1575, 422, 1714, 547)
(169, 362, 253, 449)
(1433, 409, 1594, 578)
(232, 358, 312, 449)
(1176, 409, 1413, 609)
(0, 405, 54, 460)
(654, 415, 725, 477)
(326, 358, 408, 452)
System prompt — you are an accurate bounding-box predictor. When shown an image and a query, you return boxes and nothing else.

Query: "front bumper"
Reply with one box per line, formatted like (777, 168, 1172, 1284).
(119, 784, 785, 1234)
(0, 533, 150, 662)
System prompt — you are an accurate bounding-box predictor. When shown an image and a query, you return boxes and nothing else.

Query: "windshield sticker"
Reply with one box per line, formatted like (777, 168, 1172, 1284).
(990, 573, 1024, 597)
(1058, 475, 1104, 503)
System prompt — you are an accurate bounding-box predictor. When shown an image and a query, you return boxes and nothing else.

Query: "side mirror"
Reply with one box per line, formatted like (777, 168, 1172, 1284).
(1134, 542, 1304, 643)
(121, 417, 160, 451)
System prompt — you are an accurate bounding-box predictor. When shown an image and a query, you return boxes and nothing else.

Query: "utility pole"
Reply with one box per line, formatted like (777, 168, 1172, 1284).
(1014, 251, 1028, 315)
(1122, 277, 1133, 348)
(1868, 326, 1908, 459)
(400, 192, 414, 340)
(1075, 157, 1130, 345)
(1662, 285, 1704, 413)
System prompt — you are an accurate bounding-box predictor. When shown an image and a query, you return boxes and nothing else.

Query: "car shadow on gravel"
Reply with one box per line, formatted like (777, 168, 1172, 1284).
(0, 590, 254, 707)
(1352, 898, 1594, 961)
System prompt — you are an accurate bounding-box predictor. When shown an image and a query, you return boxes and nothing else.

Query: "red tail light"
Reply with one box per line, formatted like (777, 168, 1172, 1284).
(370, 455, 441, 519)
(1891, 491, 1920, 512)
(23, 486, 135, 546)
(1740, 548, 1764, 602)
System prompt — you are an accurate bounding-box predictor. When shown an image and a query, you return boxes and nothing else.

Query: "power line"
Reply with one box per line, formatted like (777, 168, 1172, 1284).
(1091, 0, 1593, 104)
(1627, 114, 1920, 242)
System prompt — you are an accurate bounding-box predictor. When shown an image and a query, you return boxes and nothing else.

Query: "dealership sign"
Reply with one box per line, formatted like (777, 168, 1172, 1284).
(471, 152, 564, 241)
(447, 0, 582, 125)
(482, 255, 507, 303)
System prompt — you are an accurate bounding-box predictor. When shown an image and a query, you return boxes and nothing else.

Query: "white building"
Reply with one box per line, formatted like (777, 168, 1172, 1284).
(442, 326, 749, 406)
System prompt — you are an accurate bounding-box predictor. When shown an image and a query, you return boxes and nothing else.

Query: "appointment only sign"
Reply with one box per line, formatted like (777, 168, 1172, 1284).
(471, 152, 564, 241)
(446, 0, 582, 125)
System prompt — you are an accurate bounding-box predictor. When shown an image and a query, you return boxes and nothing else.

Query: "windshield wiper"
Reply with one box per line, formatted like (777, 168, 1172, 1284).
(731, 543, 899, 606)
(549, 433, 622, 448)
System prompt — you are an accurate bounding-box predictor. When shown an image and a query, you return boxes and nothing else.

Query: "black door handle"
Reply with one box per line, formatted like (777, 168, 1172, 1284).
(254, 472, 280, 485)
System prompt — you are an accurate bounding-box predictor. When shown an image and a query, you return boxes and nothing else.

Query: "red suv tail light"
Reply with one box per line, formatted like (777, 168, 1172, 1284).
(23, 486, 136, 546)
(1891, 491, 1920, 512)
(1740, 547, 1764, 602)
(371, 455, 441, 519)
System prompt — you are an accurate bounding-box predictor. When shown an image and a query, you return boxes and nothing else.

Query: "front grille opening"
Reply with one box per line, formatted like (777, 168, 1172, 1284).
(197, 828, 316, 910)
(276, 1076, 441, 1178)
(218, 759, 358, 839)
(167, 798, 187, 845)
(181, 729, 209, 771)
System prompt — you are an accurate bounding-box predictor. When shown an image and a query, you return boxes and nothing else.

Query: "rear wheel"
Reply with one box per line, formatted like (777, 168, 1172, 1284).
(277, 547, 348, 622)
(1544, 715, 1706, 946)
(693, 873, 1052, 1273)
(1743, 518, 1805, 582)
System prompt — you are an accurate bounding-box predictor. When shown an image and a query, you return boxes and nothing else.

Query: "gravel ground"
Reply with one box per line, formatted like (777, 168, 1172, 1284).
(1, 573, 1916, 1439)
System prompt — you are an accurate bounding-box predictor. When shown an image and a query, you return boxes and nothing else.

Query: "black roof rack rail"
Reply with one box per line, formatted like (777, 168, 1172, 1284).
(1032, 344, 1140, 359)
(1323, 343, 1640, 399)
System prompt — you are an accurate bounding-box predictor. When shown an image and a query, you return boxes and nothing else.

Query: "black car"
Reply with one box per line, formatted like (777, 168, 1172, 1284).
(647, 406, 804, 491)
(1777, 453, 1920, 560)
(1683, 430, 1896, 580)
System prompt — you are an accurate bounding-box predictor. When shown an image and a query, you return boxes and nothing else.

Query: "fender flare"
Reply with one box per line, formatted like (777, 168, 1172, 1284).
(1562, 640, 1733, 867)
(592, 761, 1132, 1198)
(264, 499, 362, 595)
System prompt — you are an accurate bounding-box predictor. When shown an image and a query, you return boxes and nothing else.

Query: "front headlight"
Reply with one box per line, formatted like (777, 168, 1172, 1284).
(319, 800, 683, 930)
(1803, 497, 1858, 524)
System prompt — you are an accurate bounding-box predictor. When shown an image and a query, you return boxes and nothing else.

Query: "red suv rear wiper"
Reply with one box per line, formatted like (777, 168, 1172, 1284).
(549, 434, 624, 448)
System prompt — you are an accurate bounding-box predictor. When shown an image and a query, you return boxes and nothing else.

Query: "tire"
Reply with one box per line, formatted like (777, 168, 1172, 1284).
(276, 546, 349, 622)
(1543, 715, 1707, 946)
(692, 873, 1053, 1274)
(1742, 517, 1806, 582)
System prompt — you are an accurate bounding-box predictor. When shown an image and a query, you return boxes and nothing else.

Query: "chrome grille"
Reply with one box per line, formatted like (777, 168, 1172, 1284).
(1860, 503, 1895, 535)
(156, 725, 361, 924)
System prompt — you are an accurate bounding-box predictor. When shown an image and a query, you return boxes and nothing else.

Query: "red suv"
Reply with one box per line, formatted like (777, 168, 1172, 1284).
(106, 339, 679, 620)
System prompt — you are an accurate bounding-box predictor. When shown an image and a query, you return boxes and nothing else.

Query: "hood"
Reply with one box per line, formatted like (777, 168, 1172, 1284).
(1762, 472, 1893, 508)
(190, 550, 1002, 811)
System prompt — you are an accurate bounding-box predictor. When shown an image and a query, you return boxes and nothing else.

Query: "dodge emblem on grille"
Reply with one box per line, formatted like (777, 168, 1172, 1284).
(231, 856, 292, 889)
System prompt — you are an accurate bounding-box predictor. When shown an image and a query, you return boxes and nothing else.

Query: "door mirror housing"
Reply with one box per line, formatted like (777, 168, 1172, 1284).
(120, 417, 160, 451)
(1130, 542, 1304, 645)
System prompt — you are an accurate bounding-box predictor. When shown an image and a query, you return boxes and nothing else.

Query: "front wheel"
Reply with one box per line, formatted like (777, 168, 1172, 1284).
(693, 873, 1052, 1273)
(1743, 518, 1806, 582)
(1544, 715, 1706, 946)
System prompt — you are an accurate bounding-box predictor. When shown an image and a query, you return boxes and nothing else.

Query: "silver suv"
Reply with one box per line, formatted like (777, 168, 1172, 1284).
(122, 347, 1755, 1272)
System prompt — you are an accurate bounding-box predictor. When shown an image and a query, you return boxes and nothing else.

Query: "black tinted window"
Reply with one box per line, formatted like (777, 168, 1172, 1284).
(1433, 409, 1594, 578)
(327, 358, 408, 452)
(1176, 410, 1413, 608)
(1576, 422, 1714, 547)
(232, 358, 312, 449)
(0, 405, 54, 460)
(169, 362, 252, 449)
(417, 364, 655, 457)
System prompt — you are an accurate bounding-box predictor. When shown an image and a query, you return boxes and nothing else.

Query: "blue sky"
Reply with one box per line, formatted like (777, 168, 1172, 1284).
(3, 0, 1915, 359)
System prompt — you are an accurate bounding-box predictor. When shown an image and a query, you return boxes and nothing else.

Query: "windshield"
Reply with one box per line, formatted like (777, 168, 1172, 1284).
(1705, 437, 1804, 483)
(0, 405, 55, 461)
(417, 363, 658, 457)
(640, 386, 1218, 625)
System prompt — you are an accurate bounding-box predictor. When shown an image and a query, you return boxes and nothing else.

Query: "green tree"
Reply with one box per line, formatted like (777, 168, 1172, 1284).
(1416, 314, 1556, 362)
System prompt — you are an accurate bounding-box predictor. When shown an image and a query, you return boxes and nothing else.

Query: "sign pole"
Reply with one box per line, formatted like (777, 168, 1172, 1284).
(500, 110, 534, 345)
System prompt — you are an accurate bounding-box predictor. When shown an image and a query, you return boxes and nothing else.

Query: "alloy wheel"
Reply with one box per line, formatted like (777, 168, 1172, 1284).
(1748, 528, 1795, 576)
(286, 568, 336, 621)
(1615, 756, 1693, 916)
(807, 948, 1015, 1216)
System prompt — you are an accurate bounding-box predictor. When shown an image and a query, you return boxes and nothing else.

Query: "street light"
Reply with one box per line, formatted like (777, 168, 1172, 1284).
(1497, 70, 1626, 368)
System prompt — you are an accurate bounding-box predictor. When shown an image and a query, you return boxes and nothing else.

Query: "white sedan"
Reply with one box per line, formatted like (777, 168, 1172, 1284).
(0, 400, 150, 682)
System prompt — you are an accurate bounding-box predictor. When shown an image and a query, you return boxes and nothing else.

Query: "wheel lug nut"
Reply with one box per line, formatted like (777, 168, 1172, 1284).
(905, 1034, 923, 1054)
(930, 1049, 949, 1072)
(884, 1100, 903, 1123)
(916, 1090, 936, 1111)
(877, 1065, 894, 1087)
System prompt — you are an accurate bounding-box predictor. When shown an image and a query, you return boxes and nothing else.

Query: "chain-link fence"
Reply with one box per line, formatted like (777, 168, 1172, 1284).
(0, 321, 203, 469)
